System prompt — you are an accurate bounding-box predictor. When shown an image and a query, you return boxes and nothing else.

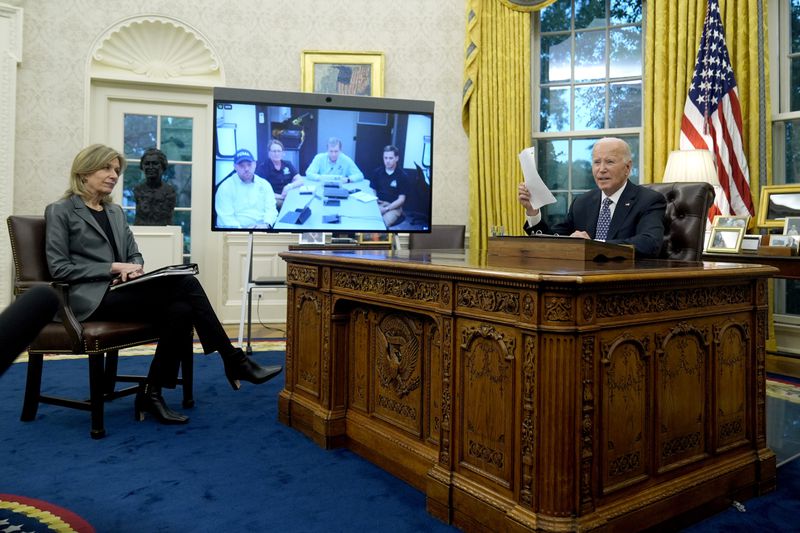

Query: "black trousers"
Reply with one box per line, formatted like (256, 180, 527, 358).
(88, 275, 233, 388)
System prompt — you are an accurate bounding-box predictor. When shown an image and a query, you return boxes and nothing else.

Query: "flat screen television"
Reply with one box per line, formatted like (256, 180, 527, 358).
(212, 87, 433, 233)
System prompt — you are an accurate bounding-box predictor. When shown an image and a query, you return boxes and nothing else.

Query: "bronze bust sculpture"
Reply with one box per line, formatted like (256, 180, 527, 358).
(134, 148, 177, 226)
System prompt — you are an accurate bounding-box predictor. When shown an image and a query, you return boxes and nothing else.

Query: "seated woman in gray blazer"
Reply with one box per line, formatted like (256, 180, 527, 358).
(45, 144, 282, 425)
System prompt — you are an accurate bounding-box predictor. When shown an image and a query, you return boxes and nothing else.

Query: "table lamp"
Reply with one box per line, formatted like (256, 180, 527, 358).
(662, 149, 720, 186)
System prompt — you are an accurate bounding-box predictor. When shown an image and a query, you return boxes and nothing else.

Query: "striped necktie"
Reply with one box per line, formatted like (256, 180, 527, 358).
(595, 197, 612, 241)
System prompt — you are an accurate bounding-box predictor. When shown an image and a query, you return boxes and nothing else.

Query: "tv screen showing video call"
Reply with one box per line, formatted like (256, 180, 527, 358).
(211, 87, 434, 233)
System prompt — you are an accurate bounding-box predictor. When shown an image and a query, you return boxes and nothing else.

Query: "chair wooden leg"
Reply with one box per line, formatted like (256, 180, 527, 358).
(21, 353, 43, 421)
(181, 353, 194, 408)
(88, 353, 107, 439)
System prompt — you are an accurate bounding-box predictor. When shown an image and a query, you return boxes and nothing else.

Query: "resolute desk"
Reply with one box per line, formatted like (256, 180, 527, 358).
(272, 180, 386, 231)
(278, 248, 776, 532)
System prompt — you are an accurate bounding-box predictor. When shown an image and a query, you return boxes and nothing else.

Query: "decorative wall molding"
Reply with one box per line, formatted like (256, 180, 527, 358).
(89, 14, 224, 86)
(0, 3, 23, 308)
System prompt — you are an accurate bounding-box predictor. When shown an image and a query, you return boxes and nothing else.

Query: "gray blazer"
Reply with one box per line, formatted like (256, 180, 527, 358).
(45, 195, 143, 320)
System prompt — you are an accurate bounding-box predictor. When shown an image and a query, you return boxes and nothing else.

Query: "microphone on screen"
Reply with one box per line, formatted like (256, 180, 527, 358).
(0, 285, 60, 378)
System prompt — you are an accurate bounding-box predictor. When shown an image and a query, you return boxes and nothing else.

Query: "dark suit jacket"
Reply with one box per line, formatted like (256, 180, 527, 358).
(45, 195, 143, 320)
(524, 181, 666, 258)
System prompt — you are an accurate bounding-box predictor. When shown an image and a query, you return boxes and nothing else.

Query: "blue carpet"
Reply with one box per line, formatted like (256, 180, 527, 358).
(0, 352, 455, 532)
(1, 353, 797, 532)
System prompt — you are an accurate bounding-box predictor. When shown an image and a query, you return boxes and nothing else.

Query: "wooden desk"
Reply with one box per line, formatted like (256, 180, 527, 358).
(279, 249, 776, 532)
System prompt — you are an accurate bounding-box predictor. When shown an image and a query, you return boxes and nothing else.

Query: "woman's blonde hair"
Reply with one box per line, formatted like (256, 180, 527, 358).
(63, 144, 127, 203)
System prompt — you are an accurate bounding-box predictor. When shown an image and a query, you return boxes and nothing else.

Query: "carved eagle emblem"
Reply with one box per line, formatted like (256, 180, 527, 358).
(376, 329, 420, 398)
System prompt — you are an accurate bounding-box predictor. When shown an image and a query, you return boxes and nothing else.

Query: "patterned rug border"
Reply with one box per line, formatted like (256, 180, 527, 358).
(767, 378, 800, 405)
(0, 493, 94, 533)
(13, 338, 286, 363)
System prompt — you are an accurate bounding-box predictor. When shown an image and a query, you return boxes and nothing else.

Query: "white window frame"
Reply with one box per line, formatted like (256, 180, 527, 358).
(531, 0, 645, 208)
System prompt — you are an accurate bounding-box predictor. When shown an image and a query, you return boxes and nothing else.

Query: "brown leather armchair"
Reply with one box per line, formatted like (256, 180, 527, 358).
(642, 182, 715, 261)
(7, 215, 193, 438)
(408, 224, 466, 249)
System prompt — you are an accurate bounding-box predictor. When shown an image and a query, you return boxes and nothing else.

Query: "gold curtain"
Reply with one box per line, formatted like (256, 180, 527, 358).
(644, 0, 774, 348)
(462, 0, 555, 251)
(644, 0, 771, 198)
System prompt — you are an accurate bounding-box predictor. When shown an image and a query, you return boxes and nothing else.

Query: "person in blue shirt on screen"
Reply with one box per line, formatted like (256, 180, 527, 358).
(304, 137, 364, 183)
(215, 149, 278, 229)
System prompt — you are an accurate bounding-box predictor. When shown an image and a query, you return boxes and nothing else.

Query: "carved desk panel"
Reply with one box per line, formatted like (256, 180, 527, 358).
(279, 249, 776, 532)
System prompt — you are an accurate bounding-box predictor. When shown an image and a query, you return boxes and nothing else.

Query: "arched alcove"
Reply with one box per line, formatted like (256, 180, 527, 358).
(88, 14, 224, 86)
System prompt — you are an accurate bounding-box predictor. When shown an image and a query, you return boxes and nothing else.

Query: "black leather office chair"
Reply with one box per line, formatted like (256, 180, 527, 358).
(408, 224, 466, 250)
(7, 215, 193, 438)
(643, 182, 715, 261)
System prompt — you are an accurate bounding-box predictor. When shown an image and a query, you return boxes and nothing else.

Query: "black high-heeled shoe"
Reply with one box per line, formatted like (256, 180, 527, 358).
(135, 384, 189, 424)
(222, 348, 282, 390)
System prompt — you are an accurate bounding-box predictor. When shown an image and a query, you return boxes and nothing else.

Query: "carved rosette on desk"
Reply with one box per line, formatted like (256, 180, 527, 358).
(278, 251, 776, 532)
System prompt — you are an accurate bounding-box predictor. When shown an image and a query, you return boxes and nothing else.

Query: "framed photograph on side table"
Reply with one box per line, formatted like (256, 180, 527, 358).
(783, 216, 800, 236)
(713, 215, 750, 229)
(757, 184, 800, 229)
(707, 227, 744, 253)
(769, 234, 798, 252)
(301, 51, 384, 96)
(357, 232, 392, 245)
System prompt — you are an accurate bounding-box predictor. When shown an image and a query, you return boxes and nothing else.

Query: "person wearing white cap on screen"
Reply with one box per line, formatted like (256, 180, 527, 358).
(214, 148, 278, 229)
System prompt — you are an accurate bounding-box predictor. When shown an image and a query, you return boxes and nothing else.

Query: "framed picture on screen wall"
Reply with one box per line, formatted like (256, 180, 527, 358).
(301, 51, 384, 96)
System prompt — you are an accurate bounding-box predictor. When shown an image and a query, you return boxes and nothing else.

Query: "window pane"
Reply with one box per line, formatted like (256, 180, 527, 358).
(575, 0, 607, 30)
(541, 0, 572, 33)
(541, 33, 572, 84)
(542, 191, 571, 228)
(792, 58, 800, 112)
(609, 81, 642, 127)
(538, 139, 569, 189)
(609, 26, 642, 78)
(574, 84, 606, 130)
(621, 134, 640, 182)
(168, 164, 193, 208)
(611, 0, 642, 25)
(575, 30, 606, 82)
(572, 139, 597, 189)
(793, 0, 800, 53)
(782, 118, 800, 183)
(122, 166, 144, 209)
(540, 86, 571, 132)
(161, 116, 193, 161)
(124, 114, 157, 159)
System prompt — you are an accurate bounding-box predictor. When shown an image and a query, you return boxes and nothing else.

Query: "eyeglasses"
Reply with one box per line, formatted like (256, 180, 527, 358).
(269, 149, 283, 153)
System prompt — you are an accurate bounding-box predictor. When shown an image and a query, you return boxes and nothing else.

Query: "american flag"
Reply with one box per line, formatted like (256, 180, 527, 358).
(679, 0, 754, 218)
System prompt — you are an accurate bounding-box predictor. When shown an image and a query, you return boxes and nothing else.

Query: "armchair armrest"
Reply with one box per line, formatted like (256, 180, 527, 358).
(51, 282, 85, 353)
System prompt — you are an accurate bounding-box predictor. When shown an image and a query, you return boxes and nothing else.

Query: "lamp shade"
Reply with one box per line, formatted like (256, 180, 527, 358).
(662, 150, 720, 186)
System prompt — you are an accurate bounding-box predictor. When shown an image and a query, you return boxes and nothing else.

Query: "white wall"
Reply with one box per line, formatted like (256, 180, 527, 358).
(6, 0, 469, 317)
(12, 0, 468, 220)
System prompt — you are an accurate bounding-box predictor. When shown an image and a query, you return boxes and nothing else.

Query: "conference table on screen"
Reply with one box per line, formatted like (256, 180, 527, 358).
(272, 177, 387, 232)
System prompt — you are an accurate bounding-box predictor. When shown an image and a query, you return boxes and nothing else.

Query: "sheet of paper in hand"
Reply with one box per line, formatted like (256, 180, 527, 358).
(518, 147, 557, 209)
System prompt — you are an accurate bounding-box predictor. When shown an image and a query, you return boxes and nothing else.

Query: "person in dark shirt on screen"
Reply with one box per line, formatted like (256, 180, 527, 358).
(370, 145, 409, 228)
(258, 139, 303, 209)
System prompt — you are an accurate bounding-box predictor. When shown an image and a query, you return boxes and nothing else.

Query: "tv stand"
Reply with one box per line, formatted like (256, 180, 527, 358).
(237, 232, 285, 354)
